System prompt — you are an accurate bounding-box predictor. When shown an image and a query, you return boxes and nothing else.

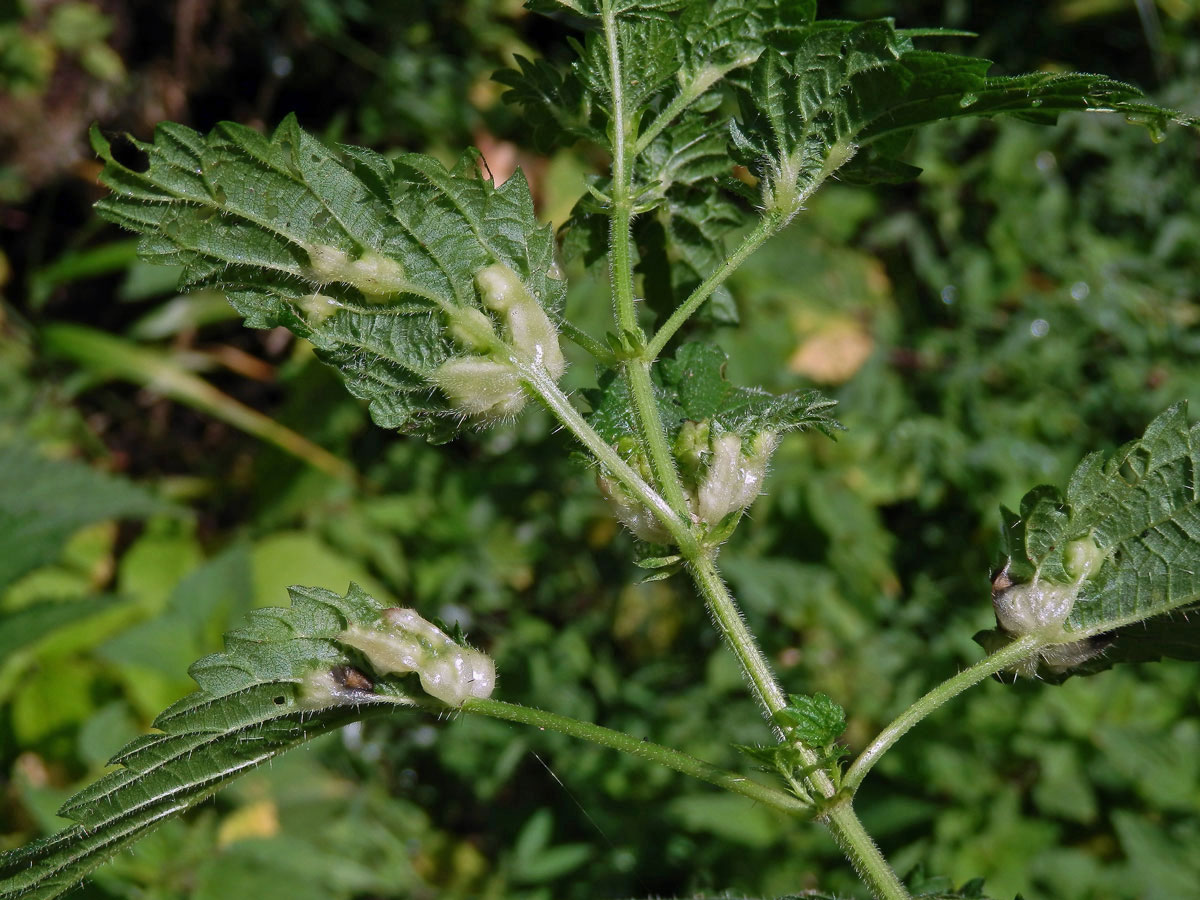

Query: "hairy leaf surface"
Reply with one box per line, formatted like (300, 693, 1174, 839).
(774, 692, 847, 746)
(0, 585, 469, 900)
(981, 404, 1200, 678)
(633, 108, 750, 324)
(504, 0, 814, 154)
(90, 117, 563, 442)
(731, 19, 1196, 205)
(587, 342, 838, 445)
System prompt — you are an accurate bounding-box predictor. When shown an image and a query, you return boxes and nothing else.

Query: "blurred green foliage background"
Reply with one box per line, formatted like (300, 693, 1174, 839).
(2, 2, 1199, 898)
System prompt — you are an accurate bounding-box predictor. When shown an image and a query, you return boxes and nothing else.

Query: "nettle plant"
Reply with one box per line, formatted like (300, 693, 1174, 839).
(4, 3, 1199, 899)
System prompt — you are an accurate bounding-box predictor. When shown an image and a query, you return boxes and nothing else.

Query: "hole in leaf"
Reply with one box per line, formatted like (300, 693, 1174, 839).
(273, 695, 286, 705)
(108, 133, 150, 173)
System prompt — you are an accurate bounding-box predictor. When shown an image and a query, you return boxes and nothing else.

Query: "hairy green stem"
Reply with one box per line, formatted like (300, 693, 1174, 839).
(626, 358, 692, 517)
(688, 552, 911, 900)
(645, 215, 778, 360)
(609, 202, 638, 333)
(601, 1, 638, 337)
(843, 634, 1044, 793)
(529, 321, 912, 900)
(688, 553, 789, 717)
(633, 53, 761, 156)
(463, 697, 811, 816)
(645, 143, 864, 361)
(633, 75, 713, 155)
(634, 70, 718, 155)
(520, 363, 697, 555)
(584, 10, 908, 897)
(822, 804, 912, 900)
(599, 2, 692, 519)
(559, 318, 617, 364)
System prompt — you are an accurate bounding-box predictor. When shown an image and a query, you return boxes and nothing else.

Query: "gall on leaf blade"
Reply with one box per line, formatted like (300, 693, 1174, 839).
(0, 584, 497, 900)
(979, 403, 1200, 680)
(90, 118, 563, 443)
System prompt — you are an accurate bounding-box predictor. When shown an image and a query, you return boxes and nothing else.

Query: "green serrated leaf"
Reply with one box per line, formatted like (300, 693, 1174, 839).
(493, 54, 604, 152)
(659, 342, 840, 438)
(981, 404, 1200, 679)
(633, 110, 752, 326)
(501, 6, 681, 152)
(732, 19, 1196, 210)
(586, 342, 839, 448)
(774, 691, 846, 746)
(0, 584, 497, 900)
(90, 117, 565, 442)
(503, 0, 812, 163)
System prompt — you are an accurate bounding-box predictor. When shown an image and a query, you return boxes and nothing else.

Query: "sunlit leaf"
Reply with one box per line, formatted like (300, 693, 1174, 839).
(90, 117, 564, 442)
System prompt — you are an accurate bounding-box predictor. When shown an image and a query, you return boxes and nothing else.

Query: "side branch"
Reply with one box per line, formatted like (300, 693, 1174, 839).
(463, 697, 811, 816)
(520, 363, 698, 555)
(645, 215, 778, 360)
(844, 634, 1044, 793)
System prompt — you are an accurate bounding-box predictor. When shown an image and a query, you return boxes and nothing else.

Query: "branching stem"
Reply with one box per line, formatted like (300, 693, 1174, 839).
(632, 57, 754, 155)
(687, 550, 910, 900)
(688, 553, 789, 717)
(520, 363, 697, 556)
(600, 1, 692, 519)
(592, 8, 910, 898)
(626, 358, 692, 516)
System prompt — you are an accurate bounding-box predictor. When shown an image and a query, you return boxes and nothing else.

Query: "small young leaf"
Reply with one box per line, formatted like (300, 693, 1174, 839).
(773, 692, 847, 746)
(588, 343, 839, 541)
(635, 554, 683, 569)
(661, 343, 840, 439)
(586, 342, 839, 447)
(637, 565, 683, 584)
(735, 741, 809, 773)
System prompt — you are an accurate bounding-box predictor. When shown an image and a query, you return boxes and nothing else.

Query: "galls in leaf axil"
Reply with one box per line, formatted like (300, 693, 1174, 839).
(430, 261, 567, 423)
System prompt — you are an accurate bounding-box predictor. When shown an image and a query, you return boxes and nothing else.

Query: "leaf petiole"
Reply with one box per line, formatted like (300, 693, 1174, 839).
(644, 215, 779, 360)
(559, 319, 618, 364)
(844, 634, 1043, 793)
(463, 697, 811, 816)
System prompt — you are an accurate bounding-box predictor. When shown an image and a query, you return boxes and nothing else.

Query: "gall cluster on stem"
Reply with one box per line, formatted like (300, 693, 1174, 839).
(598, 424, 779, 544)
